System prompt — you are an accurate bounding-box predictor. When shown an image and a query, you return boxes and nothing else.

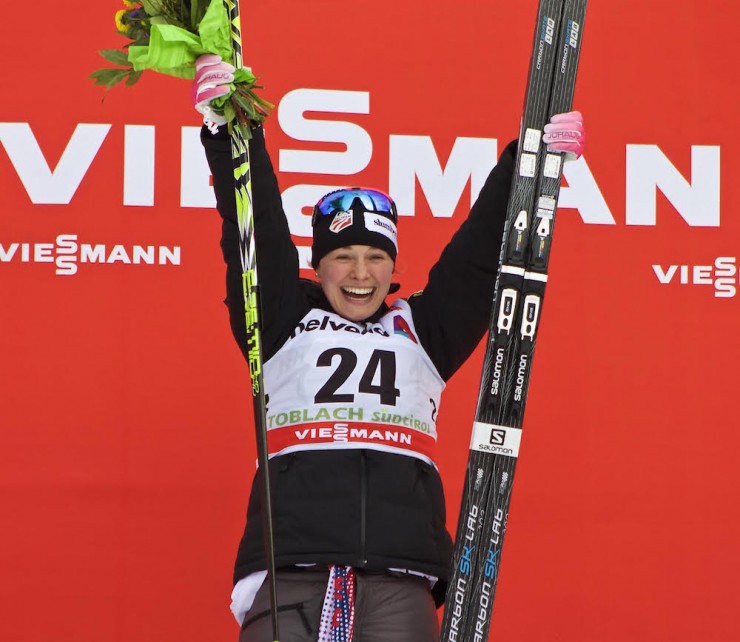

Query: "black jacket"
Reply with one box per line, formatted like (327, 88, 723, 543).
(202, 125, 515, 605)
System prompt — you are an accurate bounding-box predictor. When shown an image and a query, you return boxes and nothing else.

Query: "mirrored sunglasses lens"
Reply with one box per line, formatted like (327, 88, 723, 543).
(318, 192, 350, 216)
(363, 191, 394, 213)
(315, 189, 396, 221)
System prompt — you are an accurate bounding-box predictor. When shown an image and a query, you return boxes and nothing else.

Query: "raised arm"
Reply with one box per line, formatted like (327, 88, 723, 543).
(200, 122, 305, 362)
(411, 110, 585, 381)
(409, 140, 517, 381)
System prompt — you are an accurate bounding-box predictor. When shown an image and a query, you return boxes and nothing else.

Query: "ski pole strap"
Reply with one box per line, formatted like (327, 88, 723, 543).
(318, 565, 356, 642)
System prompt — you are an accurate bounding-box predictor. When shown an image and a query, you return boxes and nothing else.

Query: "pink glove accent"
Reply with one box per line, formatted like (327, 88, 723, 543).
(542, 110, 585, 160)
(192, 54, 236, 131)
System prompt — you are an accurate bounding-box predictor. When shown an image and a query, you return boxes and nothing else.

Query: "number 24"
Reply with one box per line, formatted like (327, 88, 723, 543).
(314, 348, 400, 406)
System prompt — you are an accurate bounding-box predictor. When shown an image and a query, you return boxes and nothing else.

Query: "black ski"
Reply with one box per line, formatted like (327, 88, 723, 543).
(440, 1, 587, 640)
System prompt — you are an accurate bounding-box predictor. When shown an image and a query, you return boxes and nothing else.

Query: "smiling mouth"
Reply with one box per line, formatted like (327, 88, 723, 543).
(342, 286, 374, 300)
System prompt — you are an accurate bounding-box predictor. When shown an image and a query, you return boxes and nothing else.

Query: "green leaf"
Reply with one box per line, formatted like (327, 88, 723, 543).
(223, 101, 236, 125)
(190, 0, 208, 27)
(141, 0, 164, 16)
(125, 70, 144, 86)
(89, 68, 131, 89)
(99, 48, 131, 67)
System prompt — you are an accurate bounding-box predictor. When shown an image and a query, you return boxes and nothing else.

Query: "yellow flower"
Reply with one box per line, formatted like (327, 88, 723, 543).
(114, 9, 130, 32)
(122, 0, 139, 7)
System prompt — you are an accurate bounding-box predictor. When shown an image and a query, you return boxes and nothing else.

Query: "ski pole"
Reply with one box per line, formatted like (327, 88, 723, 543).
(223, 1, 280, 640)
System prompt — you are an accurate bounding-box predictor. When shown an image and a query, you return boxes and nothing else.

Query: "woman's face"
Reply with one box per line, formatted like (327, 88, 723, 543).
(316, 245, 394, 322)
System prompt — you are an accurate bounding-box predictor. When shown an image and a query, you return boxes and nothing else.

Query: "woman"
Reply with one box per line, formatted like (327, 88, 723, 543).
(195, 55, 584, 642)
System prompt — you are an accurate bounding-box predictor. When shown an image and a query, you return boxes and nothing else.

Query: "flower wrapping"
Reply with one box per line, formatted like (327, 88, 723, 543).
(127, 1, 230, 79)
(91, 0, 272, 137)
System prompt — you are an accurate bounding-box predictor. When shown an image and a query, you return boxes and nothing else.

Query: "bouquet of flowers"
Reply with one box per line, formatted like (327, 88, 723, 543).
(91, 0, 272, 136)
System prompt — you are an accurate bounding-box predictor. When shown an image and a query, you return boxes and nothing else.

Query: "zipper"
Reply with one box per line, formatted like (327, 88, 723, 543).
(359, 450, 367, 566)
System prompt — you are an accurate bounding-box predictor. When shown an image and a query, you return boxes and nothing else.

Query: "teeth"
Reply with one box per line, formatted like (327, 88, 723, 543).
(343, 287, 373, 295)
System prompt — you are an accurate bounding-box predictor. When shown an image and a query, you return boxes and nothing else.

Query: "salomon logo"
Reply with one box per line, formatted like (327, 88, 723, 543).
(513, 354, 528, 401)
(489, 429, 506, 446)
(490, 346, 505, 396)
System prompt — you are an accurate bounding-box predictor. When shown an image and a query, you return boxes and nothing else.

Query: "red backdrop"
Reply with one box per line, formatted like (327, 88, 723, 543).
(1, 1, 737, 641)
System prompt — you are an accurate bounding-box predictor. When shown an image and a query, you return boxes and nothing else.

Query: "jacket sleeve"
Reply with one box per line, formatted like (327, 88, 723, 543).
(200, 125, 306, 361)
(410, 139, 517, 381)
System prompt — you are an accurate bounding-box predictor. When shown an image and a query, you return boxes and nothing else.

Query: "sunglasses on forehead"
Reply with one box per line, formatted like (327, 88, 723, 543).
(311, 188, 398, 227)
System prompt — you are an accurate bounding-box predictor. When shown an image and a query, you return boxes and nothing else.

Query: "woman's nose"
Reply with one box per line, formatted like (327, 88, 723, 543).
(351, 259, 370, 279)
